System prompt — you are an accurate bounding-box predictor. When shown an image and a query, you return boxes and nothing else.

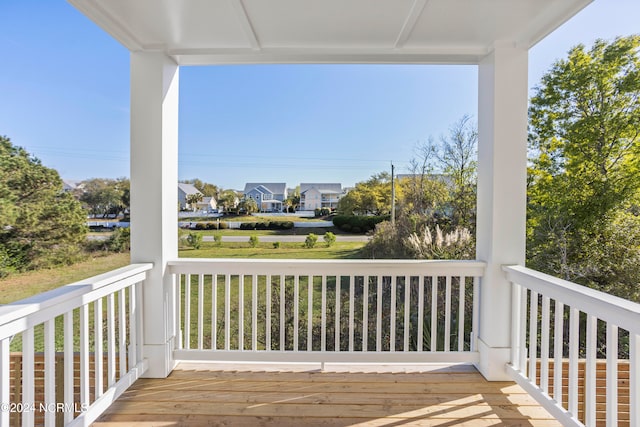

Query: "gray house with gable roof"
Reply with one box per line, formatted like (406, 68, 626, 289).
(243, 182, 288, 212)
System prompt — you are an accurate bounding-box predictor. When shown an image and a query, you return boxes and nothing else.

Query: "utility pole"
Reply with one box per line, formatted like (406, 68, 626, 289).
(391, 162, 396, 225)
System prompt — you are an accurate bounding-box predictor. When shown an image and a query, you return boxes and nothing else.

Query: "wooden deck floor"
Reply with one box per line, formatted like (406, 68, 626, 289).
(93, 362, 560, 427)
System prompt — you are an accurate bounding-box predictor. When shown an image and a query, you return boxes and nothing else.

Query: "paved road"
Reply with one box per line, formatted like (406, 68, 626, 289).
(202, 235, 370, 243)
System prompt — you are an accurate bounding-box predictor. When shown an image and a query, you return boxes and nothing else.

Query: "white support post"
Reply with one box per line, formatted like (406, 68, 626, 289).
(130, 52, 179, 378)
(476, 44, 528, 381)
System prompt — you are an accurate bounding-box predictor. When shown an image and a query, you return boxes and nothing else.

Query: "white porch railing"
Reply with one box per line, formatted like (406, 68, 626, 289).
(169, 259, 485, 364)
(504, 265, 640, 427)
(0, 263, 151, 427)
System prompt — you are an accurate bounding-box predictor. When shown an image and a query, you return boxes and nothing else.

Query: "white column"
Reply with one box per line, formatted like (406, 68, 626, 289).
(130, 52, 179, 378)
(475, 44, 528, 381)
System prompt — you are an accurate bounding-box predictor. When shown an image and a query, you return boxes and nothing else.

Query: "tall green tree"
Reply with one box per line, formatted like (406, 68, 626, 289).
(337, 172, 392, 215)
(0, 136, 87, 276)
(527, 35, 640, 299)
(79, 178, 128, 217)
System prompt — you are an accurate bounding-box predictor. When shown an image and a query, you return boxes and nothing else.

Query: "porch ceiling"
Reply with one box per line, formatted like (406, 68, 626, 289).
(68, 0, 591, 65)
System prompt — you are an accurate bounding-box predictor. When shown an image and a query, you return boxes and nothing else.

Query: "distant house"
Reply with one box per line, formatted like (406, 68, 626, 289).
(195, 196, 217, 212)
(62, 179, 82, 192)
(243, 183, 287, 212)
(299, 183, 343, 211)
(178, 183, 203, 210)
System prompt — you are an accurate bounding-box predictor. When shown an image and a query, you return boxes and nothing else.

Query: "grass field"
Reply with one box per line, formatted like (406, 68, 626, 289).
(181, 227, 353, 237)
(180, 214, 327, 223)
(0, 252, 131, 305)
(180, 241, 365, 259)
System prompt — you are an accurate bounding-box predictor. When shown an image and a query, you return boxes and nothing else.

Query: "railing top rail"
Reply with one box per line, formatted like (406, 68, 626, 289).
(503, 264, 640, 336)
(0, 263, 152, 332)
(169, 258, 486, 276)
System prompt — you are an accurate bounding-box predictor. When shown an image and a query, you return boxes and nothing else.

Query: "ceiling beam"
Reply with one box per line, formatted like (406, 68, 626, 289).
(228, 0, 261, 51)
(394, 0, 431, 49)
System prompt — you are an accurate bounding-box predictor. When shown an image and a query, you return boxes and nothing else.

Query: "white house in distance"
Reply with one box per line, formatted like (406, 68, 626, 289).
(243, 183, 288, 212)
(299, 183, 343, 211)
(178, 183, 201, 211)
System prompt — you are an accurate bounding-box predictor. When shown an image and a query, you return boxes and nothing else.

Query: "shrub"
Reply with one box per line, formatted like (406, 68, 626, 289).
(218, 221, 228, 230)
(255, 222, 269, 230)
(194, 222, 207, 230)
(323, 232, 336, 247)
(314, 208, 321, 217)
(186, 232, 202, 249)
(206, 222, 218, 230)
(273, 241, 281, 249)
(240, 222, 256, 230)
(332, 215, 389, 233)
(249, 235, 259, 248)
(107, 227, 130, 252)
(304, 233, 318, 248)
(213, 234, 222, 246)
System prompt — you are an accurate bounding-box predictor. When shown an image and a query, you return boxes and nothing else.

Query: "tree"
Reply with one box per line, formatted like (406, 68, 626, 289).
(185, 193, 203, 211)
(437, 115, 478, 230)
(527, 36, 640, 298)
(239, 198, 258, 215)
(79, 178, 129, 217)
(337, 172, 392, 215)
(181, 179, 219, 198)
(218, 189, 239, 213)
(0, 136, 87, 276)
(285, 186, 300, 211)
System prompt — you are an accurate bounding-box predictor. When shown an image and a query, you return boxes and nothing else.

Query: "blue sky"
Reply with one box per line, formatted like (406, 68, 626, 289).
(1, 1, 639, 191)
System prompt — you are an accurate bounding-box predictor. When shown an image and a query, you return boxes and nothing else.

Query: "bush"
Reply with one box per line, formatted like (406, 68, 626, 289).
(255, 222, 269, 230)
(194, 222, 207, 230)
(304, 233, 318, 248)
(314, 208, 321, 217)
(249, 235, 259, 247)
(240, 222, 256, 230)
(218, 221, 228, 230)
(213, 234, 222, 246)
(186, 232, 202, 249)
(323, 232, 336, 247)
(273, 241, 281, 249)
(332, 215, 389, 233)
(270, 221, 294, 230)
(111, 227, 130, 252)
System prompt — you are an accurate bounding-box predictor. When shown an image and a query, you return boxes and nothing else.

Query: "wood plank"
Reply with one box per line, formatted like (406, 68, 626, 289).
(94, 414, 563, 427)
(126, 378, 524, 394)
(102, 400, 559, 420)
(162, 370, 490, 383)
(116, 389, 544, 406)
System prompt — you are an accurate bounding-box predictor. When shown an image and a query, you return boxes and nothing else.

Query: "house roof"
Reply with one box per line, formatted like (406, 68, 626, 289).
(69, 0, 591, 65)
(178, 183, 202, 196)
(244, 183, 287, 194)
(300, 183, 342, 194)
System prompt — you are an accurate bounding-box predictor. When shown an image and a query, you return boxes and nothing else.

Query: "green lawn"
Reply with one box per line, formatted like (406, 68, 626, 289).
(181, 214, 328, 223)
(179, 241, 366, 259)
(182, 227, 352, 237)
(0, 252, 131, 305)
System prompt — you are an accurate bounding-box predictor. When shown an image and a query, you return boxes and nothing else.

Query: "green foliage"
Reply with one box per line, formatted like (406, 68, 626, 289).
(249, 235, 259, 248)
(273, 241, 281, 249)
(79, 177, 129, 217)
(239, 198, 258, 215)
(213, 234, 222, 246)
(527, 36, 640, 299)
(217, 189, 239, 213)
(304, 233, 318, 248)
(337, 172, 392, 215)
(0, 136, 87, 276)
(181, 179, 219, 198)
(239, 221, 294, 230)
(106, 227, 130, 253)
(186, 232, 202, 249)
(323, 232, 336, 247)
(332, 215, 388, 233)
(185, 192, 203, 211)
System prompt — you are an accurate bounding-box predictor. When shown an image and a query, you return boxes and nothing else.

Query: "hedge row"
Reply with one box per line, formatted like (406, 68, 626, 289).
(332, 215, 389, 233)
(190, 222, 229, 230)
(239, 221, 294, 230)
